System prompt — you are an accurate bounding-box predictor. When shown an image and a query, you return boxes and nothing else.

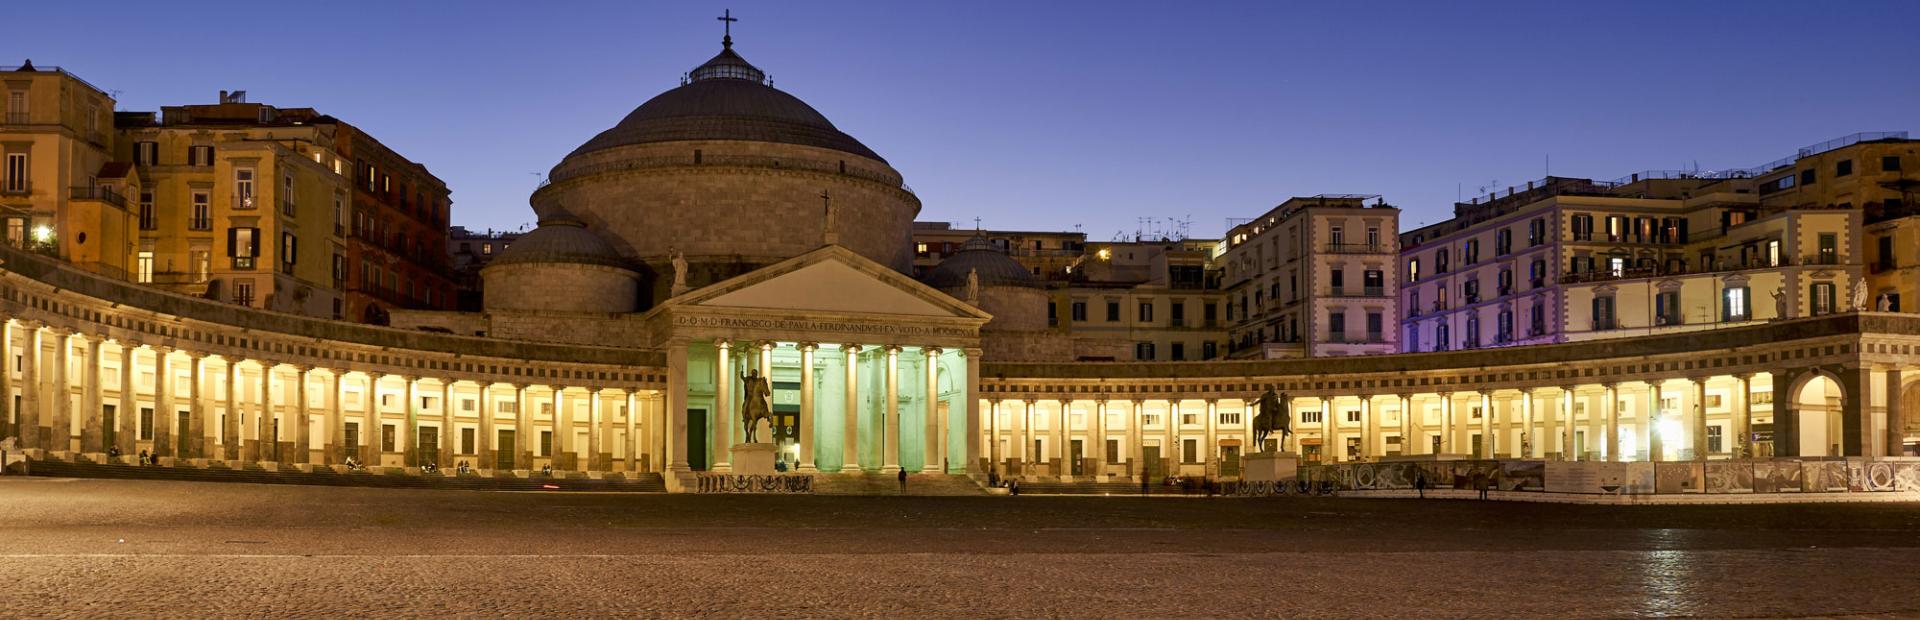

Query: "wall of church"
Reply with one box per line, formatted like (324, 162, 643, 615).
(481, 263, 638, 315)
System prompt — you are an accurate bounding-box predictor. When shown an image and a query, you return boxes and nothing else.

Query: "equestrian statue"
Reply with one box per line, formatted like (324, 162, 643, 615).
(739, 368, 773, 443)
(1250, 389, 1292, 450)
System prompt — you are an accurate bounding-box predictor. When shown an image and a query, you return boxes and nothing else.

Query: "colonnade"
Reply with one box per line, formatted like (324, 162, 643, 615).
(0, 319, 668, 472)
(977, 370, 1902, 480)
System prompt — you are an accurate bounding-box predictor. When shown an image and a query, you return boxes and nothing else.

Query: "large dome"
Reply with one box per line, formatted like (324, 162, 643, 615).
(566, 47, 883, 162)
(487, 209, 628, 269)
(922, 235, 1042, 290)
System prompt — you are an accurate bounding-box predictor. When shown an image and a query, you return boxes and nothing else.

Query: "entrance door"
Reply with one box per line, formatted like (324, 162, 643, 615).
(1142, 446, 1162, 478)
(1470, 433, 1483, 458)
(418, 426, 439, 466)
(495, 429, 515, 470)
(345, 422, 360, 460)
(1220, 446, 1240, 477)
(772, 403, 799, 467)
(102, 405, 117, 453)
(1069, 439, 1083, 475)
(176, 412, 190, 458)
(687, 408, 708, 471)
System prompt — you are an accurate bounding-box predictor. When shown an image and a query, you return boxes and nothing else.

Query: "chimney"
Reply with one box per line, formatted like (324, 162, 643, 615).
(219, 90, 228, 102)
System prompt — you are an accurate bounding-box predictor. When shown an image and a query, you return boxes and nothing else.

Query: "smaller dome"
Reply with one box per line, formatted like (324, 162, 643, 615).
(487, 209, 630, 270)
(921, 234, 1042, 290)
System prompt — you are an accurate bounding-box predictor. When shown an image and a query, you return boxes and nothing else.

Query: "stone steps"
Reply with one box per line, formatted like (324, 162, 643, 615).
(20, 457, 666, 493)
(1011, 480, 1149, 495)
(811, 472, 988, 496)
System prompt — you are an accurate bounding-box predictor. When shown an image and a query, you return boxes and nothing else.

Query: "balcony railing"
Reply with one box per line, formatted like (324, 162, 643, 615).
(1325, 243, 1387, 254)
(5, 112, 28, 125)
(69, 186, 127, 209)
(1802, 253, 1842, 266)
(1330, 286, 1388, 298)
(233, 193, 257, 210)
(188, 217, 212, 231)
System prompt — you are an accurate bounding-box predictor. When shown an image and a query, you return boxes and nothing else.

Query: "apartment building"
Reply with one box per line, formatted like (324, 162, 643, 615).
(1221, 195, 1400, 358)
(910, 221, 1085, 280)
(1398, 132, 1908, 352)
(0, 62, 138, 279)
(1051, 238, 1227, 361)
(116, 93, 348, 317)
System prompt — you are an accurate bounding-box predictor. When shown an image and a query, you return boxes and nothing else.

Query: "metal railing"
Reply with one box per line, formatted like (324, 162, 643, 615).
(1324, 243, 1387, 254)
(188, 217, 212, 231)
(4, 112, 27, 125)
(233, 193, 257, 210)
(69, 186, 126, 208)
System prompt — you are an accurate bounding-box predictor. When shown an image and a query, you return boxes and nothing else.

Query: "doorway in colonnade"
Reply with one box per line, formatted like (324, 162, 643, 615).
(101, 405, 116, 454)
(494, 430, 515, 470)
(1142, 446, 1162, 479)
(1793, 373, 1844, 457)
(686, 408, 707, 471)
(1068, 440, 1083, 476)
(175, 411, 189, 459)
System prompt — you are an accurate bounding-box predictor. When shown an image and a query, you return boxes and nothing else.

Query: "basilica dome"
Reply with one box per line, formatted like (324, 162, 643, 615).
(923, 234, 1047, 332)
(531, 36, 920, 309)
(481, 208, 639, 315)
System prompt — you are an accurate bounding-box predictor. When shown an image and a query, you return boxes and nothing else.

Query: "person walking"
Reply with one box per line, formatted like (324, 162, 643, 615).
(1140, 474, 1150, 497)
(897, 467, 908, 494)
(1414, 470, 1427, 499)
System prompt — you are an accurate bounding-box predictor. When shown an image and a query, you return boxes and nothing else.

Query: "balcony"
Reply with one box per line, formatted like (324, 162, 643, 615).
(1329, 286, 1388, 298)
(188, 217, 212, 231)
(1802, 253, 1843, 266)
(5, 112, 27, 125)
(1324, 243, 1387, 255)
(233, 193, 258, 210)
(69, 186, 127, 209)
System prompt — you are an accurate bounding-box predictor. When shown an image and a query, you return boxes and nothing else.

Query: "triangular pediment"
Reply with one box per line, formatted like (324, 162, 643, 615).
(664, 245, 990, 320)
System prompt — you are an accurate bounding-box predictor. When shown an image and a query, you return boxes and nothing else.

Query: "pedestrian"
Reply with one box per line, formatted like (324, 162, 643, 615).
(897, 467, 908, 493)
(1009, 478, 1020, 496)
(138, 449, 150, 466)
(1415, 471, 1427, 499)
(1477, 472, 1491, 500)
(988, 469, 1000, 489)
(1140, 474, 1150, 497)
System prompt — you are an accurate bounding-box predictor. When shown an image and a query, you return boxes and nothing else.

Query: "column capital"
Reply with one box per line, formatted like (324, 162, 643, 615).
(116, 337, 141, 350)
(15, 318, 43, 329)
(884, 344, 902, 355)
(796, 341, 819, 353)
(841, 343, 862, 354)
(546, 384, 568, 393)
(714, 339, 733, 350)
(151, 344, 175, 355)
(44, 325, 73, 337)
(755, 340, 775, 352)
(291, 364, 315, 373)
(922, 346, 943, 356)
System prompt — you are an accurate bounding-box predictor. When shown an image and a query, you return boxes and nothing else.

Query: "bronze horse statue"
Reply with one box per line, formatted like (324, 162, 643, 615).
(740, 368, 774, 443)
(1250, 389, 1291, 449)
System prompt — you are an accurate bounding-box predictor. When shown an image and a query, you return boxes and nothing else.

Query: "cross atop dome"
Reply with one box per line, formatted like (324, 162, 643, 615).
(717, 9, 738, 49)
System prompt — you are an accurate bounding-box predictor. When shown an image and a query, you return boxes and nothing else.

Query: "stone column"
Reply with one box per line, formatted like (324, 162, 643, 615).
(365, 373, 385, 464)
(478, 382, 499, 469)
(48, 328, 71, 453)
(587, 388, 603, 471)
(80, 334, 102, 454)
(923, 347, 941, 473)
(328, 369, 346, 465)
(256, 362, 274, 462)
(1398, 395, 1413, 455)
(1437, 392, 1452, 454)
(882, 345, 901, 474)
(1054, 399, 1068, 476)
(1479, 392, 1492, 458)
(1204, 399, 1219, 468)
(1012, 399, 1029, 475)
(963, 348, 981, 473)
(713, 340, 733, 473)
(440, 380, 455, 468)
(987, 401, 1001, 473)
(292, 366, 311, 464)
(1128, 400, 1144, 477)
(841, 344, 860, 472)
(1603, 384, 1620, 461)
(552, 385, 571, 469)
(1091, 398, 1107, 477)
(1537, 389, 1554, 459)
(225, 358, 242, 461)
(1770, 370, 1797, 457)
(666, 340, 690, 473)
(188, 354, 208, 459)
(514, 383, 531, 469)
(1646, 382, 1663, 462)
(797, 343, 817, 472)
(17, 323, 40, 451)
(599, 388, 615, 470)
(1734, 375, 1752, 458)
(1691, 377, 1709, 460)
(152, 346, 172, 458)
(1886, 368, 1910, 458)
(1360, 395, 1374, 461)
(402, 376, 419, 467)
(0, 320, 12, 450)
(1164, 400, 1178, 469)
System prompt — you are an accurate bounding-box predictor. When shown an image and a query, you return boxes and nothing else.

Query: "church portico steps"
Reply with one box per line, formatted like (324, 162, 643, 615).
(808, 472, 989, 496)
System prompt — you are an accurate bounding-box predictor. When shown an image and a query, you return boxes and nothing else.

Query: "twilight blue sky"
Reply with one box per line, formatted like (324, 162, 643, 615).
(11, 1, 1918, 238)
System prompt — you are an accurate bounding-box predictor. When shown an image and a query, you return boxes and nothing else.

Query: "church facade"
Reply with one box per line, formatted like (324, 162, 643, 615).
(3, 38, 1918, 492)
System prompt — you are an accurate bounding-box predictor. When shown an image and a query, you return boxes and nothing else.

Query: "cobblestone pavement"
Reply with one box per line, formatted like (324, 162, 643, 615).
(4, 478, 1920, 618)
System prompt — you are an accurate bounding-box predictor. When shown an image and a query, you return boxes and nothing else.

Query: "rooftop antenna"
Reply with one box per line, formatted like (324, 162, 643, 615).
(717, 9, 738, 48)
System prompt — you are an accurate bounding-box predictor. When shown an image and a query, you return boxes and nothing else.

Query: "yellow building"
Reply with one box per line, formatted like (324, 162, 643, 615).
(0, 62, 138, 278)
(116, 94, 349, 318)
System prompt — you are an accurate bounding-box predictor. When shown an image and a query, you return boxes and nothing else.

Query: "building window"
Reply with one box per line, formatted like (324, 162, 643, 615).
(1135, 342, 1155, 360)
(229, 227, 260, 270)
(1170, 342, 1185, 361)
(234, 169, 256, 209)
(135, 141, 159, 166)
(6, 90, 25, 122)
(1809, 282, 1836, 316)
(1202, 341, 1217, 359)
(1571, 214, 1594, 241)
(280, 233, 298, 274)
(1592, 296, 1616, 330)
(382, 424, 397, 452)
(3, 153, 26, 193)
(1363, 269, 1383, 295)
(188, 145, 214, 167)
(138, 192, 156, 230)
(462, 428, 477, 455)
(1836, 159, 1852, 177)
(282, 174, 295, 214)
(1883, 156, 1902, 172)
(1435, 249, 1449, 273)
(136, 251, 154, 283)
(1496, 309, 1513, 342)
(1464, 240, 1479, 265)
(233, 279, 255, 307)
(190, 192, 211, 230)
(1528, 218, 1546, 246)
(1464, 315, 1480, 346)
(189, 249, 210, 283)
(1817, 233, 1837, 264)
(1723, 286, 1750, 321)
(1655, 291, 1680, 325)
(1330, 268, 1344, 293)
(1707, 426, 1724, 453)
(1366, 312, 1382, 342)
(1070, 301, 1086, 322)
(1407, 258, 1420, 283)
(1330, 225, 1344, 246)
(1495, 229, 1511, 256)
(140, 407, 155, 440)
(1105, 301, 1119, 322)
(1366, 226, 1380, 248)
(1800, 169, 1816, 186)
(1329, 311, 1346, 340)
(1138, 301, 1153, 322)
